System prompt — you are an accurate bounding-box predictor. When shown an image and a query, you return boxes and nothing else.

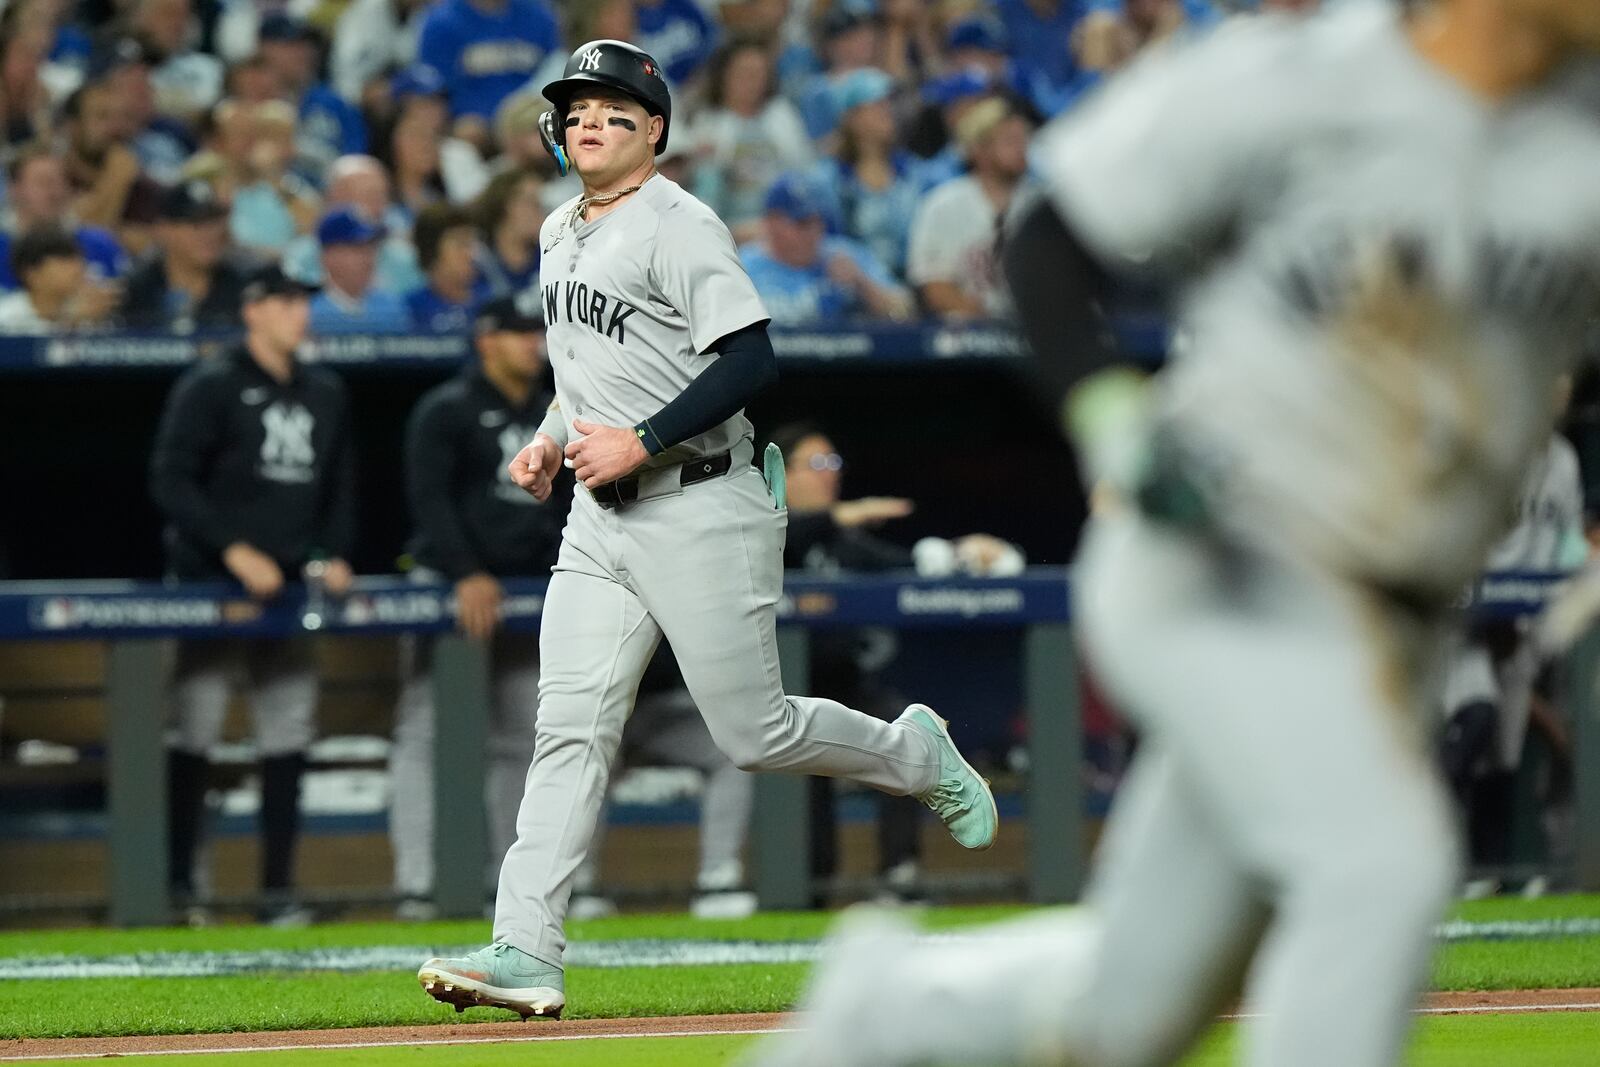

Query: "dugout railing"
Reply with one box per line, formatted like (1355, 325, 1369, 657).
(0, 570, 1597, 926)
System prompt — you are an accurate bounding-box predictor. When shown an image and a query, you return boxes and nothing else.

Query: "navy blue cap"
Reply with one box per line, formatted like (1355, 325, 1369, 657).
(922, 66, 995, 107)
(763, 173, 827, 222)
(241, 263, 319, 303)
(158, 179, 229, 222)
(317, 206, 386, 246)
(259, 13, 320, 44)
(945, 17, 1007, 54)
(821, 0, 879, 38)
(475, 293, 545, 334)
(86, 35, 154, 80)
(391, 63, 445, 101)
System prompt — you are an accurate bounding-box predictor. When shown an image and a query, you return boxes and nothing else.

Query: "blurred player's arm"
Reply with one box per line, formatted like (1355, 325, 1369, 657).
(315, 384, 358, 575)
(148, 371, 239, 558)
(405, 394, 484, 581)
(1004, 17, 1285, 480)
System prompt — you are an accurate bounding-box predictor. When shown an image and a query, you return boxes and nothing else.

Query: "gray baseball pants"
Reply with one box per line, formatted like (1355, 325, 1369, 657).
(493, 455, 940, 965)
(389, 629, 542, 899)
(169, 638, 318, 756)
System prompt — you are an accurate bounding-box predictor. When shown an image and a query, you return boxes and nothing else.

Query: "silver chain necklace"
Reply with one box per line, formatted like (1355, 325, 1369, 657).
(548, 176, 650, 248)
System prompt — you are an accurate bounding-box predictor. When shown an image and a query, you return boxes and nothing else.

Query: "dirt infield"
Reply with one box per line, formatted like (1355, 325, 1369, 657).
(3, 991, 1598, 1061)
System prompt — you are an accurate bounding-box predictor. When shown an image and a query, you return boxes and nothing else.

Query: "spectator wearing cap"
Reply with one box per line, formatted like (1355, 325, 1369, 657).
(61, 77, 165, 252)
(740, 172, 911, 325)
(256, 14, 369, 180)
(0, 223, 118, 333)
(415, 0, 562, 150)
(228, 99, 323, 256)
(940, 16, 1046, 116)
(282, 155, 424, 297)
(636, 0, 720, 88)
(807, 67, 933, 278)
(120, 180, 247, 332)
(406, 202, 489, 332)
(795, 0, 890, 140)
(330, 0, 431, 106)
(309, 207, 409, 334)
(390, 292, 561, 914)
(684, 38, 811, 244)
(906, 99, 1034, 320)
(472, 167, 542, 298)
(88, 34, 196, 186)
(130, 0, 224, 125)
(0, 144, 128, 291)
(149, 262, 354, 927)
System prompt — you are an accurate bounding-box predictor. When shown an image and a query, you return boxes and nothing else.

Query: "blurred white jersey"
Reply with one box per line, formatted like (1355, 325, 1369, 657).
(1484, 434, 1586, 573)
(1036, 1, 1600, 598)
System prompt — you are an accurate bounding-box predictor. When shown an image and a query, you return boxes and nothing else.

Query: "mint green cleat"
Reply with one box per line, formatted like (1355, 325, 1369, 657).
(899, 704, 998, 850)
(417, 941, 565, 1020)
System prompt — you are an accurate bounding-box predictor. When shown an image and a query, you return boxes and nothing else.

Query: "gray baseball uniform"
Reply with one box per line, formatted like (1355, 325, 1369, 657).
(1441, 433, 1587, 768)
(492, 173, 940, 966)
(751, 6, 1600, 1067)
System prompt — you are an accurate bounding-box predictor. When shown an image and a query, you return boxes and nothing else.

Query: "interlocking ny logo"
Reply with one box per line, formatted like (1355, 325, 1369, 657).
(579, 47, 602, 71)
(261, 402, 316, 468)
(498, 425, 534, 483)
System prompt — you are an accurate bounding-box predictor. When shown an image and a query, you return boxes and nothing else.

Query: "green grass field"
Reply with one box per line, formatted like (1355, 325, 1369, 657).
(4, 897, 1599, 1063)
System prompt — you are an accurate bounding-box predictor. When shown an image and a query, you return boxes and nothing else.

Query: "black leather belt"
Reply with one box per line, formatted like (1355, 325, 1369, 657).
(591, 451, 733, 509)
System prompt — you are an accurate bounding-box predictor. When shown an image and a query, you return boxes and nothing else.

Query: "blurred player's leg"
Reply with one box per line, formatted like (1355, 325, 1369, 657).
(247, 637, 318, 920)
(751, 747, 1263, 1067)
(487, 631, 540, 892)
(168, 640, 237, 904)
(1079, 514, 1459, 1067)
(493, 556, 662, 965)
(389, 635, 436, 908)
(629, 689, 755, 910)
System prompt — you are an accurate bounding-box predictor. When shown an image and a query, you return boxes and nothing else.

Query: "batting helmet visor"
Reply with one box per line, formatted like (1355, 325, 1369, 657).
(542, 40, 672, 158)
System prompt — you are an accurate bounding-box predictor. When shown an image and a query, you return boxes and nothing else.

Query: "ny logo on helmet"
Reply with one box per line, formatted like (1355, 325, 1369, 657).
(579, 48, 602, 71)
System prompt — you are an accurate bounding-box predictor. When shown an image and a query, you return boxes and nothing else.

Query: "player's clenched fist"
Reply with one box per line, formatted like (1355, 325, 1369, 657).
(565, 418, 649, 490)
(508, 433, 562, 502)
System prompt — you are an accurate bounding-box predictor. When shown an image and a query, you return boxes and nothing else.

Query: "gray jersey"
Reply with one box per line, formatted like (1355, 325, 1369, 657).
(1484, 434, 1586, 573)
(1036, 1, 1600, 597)
(537, 173, 770, 471)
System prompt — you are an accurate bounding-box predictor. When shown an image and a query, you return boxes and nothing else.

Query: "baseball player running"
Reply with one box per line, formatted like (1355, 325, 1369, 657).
(416, 39, 996, 1020)
(750, 2, 1600, 1067)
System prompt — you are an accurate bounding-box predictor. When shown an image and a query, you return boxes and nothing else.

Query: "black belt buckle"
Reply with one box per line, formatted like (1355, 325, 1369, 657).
(592, 478, 639, 510)
(680, 451, 732, 487)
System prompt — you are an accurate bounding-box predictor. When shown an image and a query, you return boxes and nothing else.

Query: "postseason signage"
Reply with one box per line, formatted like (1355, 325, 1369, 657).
(28, 334, 473, 369)
(0, 568, 1567, 640)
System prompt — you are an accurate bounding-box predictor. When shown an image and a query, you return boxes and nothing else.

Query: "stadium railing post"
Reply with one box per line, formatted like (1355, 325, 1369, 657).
(431, 634, 492, 917)
(754, 624, 813, 910)
(1025, 621, 1086, 903)
(1568, 623, 1600, 891)
(106, 638, 171, 926)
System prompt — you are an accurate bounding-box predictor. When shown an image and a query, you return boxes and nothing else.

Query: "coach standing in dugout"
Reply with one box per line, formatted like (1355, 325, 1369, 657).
(149, 264, 356, 925)
(390, 293, 567, 920)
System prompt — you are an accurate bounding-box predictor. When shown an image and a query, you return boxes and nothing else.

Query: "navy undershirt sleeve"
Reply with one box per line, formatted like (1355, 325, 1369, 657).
(633, 320, 777, 455)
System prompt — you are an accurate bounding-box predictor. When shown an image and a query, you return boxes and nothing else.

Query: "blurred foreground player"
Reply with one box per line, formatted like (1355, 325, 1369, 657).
(751, 2, 1600, 1066)
(150, 265, 356, 925)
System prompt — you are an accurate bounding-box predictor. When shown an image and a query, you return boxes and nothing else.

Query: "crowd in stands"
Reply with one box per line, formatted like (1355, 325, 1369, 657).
(0, 0, 1321, 337)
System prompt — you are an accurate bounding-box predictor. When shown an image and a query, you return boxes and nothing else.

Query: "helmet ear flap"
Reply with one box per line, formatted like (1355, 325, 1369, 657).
(538, 109, 570, 176)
